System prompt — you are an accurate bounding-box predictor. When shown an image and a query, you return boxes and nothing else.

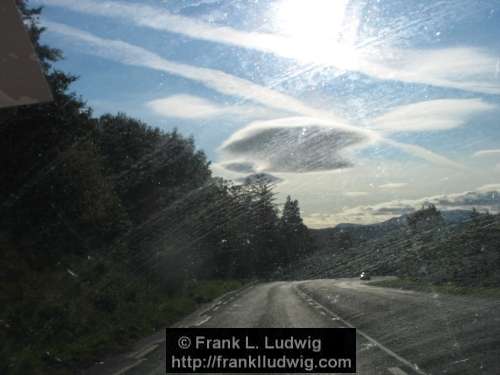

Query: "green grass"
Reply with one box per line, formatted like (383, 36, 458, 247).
(186, 279, 244, 303)
(67, 279, 245, 366)
(1, 278, 245, 375)
(368, 278, 500, 298)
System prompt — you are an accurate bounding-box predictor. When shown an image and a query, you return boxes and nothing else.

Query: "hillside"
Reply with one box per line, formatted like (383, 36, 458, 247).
(310, 209, 475, 252)
(310, 215, 407, 251)
(289, 209, 500, 287)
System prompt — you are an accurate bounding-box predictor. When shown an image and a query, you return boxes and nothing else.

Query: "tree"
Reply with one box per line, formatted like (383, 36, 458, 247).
(281, 196, 303, 227)
(1, 3, 320, 372)
(0, 1, 127, 265)
(407, 203, 443, 232)
(96, 114, 211, 225)
(243, 181, 281, 276)
(279, 195, 314, 263)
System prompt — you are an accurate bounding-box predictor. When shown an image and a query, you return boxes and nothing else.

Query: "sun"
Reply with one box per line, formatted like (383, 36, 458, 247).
(272, 0, 359, 68)
(274, 0, 349, 41)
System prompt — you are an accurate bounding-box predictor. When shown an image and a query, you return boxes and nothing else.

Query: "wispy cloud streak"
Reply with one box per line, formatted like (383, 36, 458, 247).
(43, 21, 463, 170)
(473, 149, 500, 158)
(147, 95, 276, 120)
(372, 98, 496, 133)
(38, 0, 500, 94)
(43, 21, 346, 123)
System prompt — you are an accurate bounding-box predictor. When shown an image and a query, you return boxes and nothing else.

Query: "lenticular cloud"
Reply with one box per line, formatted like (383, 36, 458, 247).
(220, 118, 368, 173)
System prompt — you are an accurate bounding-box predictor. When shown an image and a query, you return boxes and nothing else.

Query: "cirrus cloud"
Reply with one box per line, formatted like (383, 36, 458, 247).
(358, 47, 500, 95)
(38, 0, 500, 94)
(43, 21, 465, 171)
(372, 98, 495, 133)
(147, 94, 277, 120)
(379, 182, 408, 189)
(42, 21, 345, 124)
(473, 149, 500, 158)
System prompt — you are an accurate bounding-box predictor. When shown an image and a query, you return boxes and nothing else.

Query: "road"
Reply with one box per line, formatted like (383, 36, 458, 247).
(86, 278, 500, 375)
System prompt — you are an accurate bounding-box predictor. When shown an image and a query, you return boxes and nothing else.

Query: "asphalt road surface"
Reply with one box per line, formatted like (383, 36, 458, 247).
(86, 278, 500, 375)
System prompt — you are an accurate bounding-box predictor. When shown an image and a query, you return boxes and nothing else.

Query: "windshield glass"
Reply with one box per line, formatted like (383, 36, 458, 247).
(1, 1, 500, 374)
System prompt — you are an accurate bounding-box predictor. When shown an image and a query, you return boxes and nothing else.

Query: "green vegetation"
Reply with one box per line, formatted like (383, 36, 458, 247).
(186, 279, 244, 303)
(406, 203, 443, 232)
(1, 273, 242, 374)
(289, 205, 500, 288)
(369, 278, 500, 298)
(0, 2, 314, 374)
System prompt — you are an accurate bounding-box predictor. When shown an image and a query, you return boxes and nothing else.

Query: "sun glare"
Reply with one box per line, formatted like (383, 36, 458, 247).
(272, 0, 359, 68)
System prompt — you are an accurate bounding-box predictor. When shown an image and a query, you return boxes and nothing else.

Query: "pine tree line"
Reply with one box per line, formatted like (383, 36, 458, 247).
(0, 3, 315, 373)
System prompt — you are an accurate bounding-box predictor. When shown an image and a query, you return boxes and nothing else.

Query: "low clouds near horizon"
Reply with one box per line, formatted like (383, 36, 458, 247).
(305, 185, 500, 228)
(379, 182, 408, 189)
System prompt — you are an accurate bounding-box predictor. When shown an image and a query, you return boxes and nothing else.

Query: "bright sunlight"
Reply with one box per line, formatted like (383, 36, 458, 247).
(272, 0, 359, 68)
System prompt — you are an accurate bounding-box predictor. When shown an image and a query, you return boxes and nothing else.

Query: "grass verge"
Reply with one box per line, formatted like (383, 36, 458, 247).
(368, 278, 500, 298)
(1, 278, 245, 375)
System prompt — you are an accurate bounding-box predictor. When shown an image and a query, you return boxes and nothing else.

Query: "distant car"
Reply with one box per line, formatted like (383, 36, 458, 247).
(360, 272, 371, 280)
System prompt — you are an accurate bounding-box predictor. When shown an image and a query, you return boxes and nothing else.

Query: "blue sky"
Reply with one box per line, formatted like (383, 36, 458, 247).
(35, 0, 500, 227)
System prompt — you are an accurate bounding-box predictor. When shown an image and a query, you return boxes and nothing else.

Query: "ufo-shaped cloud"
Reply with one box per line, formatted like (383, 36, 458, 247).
(219, 117, 369, 173)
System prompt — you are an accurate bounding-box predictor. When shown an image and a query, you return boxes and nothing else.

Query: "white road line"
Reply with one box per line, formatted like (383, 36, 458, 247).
(111, 358, 146, 375)
(388, 367, 409, 375)
(451, 358, 469, 365)
(194, 315, 211, 326)
(129, 344, 159, 360)
(296, 287, 428, 375)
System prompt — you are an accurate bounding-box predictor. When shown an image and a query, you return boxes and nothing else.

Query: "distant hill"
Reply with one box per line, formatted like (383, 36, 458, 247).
(310, 209, 476, 252)
(440, 209, 476, 224)
(290, 209, 500, 287)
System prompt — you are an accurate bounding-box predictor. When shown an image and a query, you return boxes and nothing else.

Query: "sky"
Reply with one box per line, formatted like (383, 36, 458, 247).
(34, 0, 500, 228)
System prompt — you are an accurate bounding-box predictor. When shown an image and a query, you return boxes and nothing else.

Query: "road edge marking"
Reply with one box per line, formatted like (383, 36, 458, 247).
(295, 285, 428, 375)
(388, 367, 410, 375)
(128, 343, 159, 360)
(110, 358, 146, 375)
